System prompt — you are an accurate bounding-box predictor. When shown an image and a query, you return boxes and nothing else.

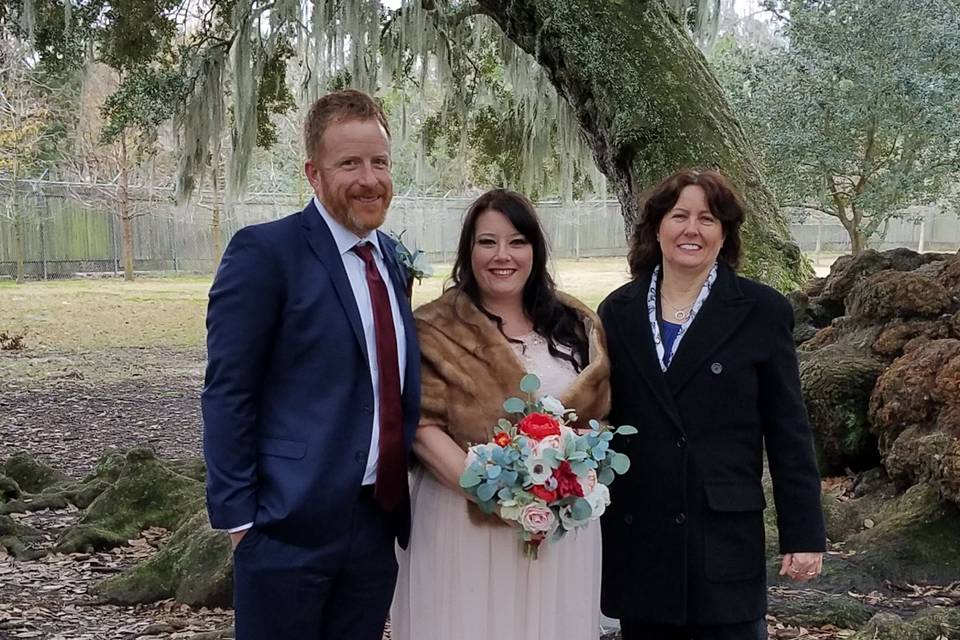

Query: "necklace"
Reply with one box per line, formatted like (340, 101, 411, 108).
(660, 292, 695, 322)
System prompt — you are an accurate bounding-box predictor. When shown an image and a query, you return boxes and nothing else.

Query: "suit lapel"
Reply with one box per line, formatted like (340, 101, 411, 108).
(300, 200, 369, 362)
(664, 264, 754, 395)
(613, 276, 685, 433)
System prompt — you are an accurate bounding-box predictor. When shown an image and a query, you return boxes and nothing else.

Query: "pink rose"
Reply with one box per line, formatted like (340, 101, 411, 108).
(579, 469, 598, 496)
(520, 503, 557, 535)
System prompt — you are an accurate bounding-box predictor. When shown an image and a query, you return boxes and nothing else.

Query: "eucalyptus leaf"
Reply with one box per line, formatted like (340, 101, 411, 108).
(498, 418, 513, 430)
(571, 498, 593, 520)
(459, 469, 483, 488)
(486, 465, 502, 480)
(615, 425, 639, 436)
(519, 373, 541, 394)
(598, 468, 615, 485)
(610, 452, 631, 475)
(503, 397, 526, 414)
(477, 482, 498, 502)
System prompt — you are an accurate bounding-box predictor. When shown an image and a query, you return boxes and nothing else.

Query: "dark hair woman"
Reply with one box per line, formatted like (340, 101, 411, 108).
(599, 169, 826, 640)
(391, 188, 613, 640)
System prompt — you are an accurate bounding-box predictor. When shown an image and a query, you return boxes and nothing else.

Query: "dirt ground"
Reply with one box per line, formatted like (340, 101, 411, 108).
(0, 258, 857, 640)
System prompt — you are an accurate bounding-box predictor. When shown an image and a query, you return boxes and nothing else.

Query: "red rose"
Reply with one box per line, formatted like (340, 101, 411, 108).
(518, 413, 561, 440)
(494, 432, 512, 448)
(553, 462, 584, 499)
(530, 484, 558, 503)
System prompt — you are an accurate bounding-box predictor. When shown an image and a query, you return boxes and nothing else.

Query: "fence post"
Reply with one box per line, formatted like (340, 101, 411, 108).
(170, 215, 179, 273)
(39, 215, 48, 281)
(110, 210, 119, 276)
(918, 216, 926, 253)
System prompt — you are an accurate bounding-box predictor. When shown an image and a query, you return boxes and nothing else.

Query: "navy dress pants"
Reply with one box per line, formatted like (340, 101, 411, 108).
(232, 489, 398, 640)
(620, 618, 768, 640)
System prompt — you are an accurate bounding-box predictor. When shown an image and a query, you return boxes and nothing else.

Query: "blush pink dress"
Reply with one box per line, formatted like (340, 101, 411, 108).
(391, 332, 602, 640)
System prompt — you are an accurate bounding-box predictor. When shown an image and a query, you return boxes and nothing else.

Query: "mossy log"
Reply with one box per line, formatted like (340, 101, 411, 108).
(767, 591, 875, 630)
(56, 448, 204, 553)
(869, 339, 960, 505)
(92, 509, 232, 607)
(798, 346, 885, 474)
(850, 607, 960, 640)
(2, 452, 67, 493)
(0, 514, 45, 560)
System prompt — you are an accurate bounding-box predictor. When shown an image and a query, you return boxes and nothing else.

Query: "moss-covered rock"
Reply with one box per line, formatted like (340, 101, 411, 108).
(81, 451, 128, 486)
(166, 458, 206, 483)
(869, 339, 960, 505)
(768, 591, 875, 630)
(846, 272, 953, 323)
(55, 525, 131, 554)
(850, 607, 960, 640)
(0, 492, 70, 514)
(55, 448, 204, 553)
(2, 452, 67, 493)
(0, 476, 21, 502)
(0, 514, 45, 560)
(93, 509, 232, 608)
(799, 346, 885, 473)
(844, 484, 960, 586)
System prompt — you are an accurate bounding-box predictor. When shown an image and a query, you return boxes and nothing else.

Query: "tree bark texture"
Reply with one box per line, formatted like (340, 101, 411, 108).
(119, 134, 134, 282)
(476, 0, 810, 289)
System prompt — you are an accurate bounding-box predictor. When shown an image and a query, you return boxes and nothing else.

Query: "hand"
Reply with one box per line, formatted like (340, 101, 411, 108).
(229, 530, 248, 550)
(779, 552, 823, 582)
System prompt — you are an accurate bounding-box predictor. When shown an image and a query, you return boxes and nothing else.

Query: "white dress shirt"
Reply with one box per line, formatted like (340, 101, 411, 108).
(228, 198, 407, 533)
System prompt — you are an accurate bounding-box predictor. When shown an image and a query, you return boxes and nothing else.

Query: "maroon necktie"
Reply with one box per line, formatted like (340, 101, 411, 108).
(352, 243, 405, 512)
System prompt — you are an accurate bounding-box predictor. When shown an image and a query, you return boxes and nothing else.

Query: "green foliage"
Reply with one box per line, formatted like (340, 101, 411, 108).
(254, 38, 296, 148)
(713, 0, 960, 250)
(97, 0, 180, 71)
(100, 66, 187, 145)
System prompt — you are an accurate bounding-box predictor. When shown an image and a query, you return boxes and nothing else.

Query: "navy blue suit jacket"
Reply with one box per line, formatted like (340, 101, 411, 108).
(202, 200, 421, 551)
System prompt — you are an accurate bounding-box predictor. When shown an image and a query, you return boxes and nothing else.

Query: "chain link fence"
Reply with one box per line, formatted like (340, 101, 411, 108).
(0, 180, 957, 281)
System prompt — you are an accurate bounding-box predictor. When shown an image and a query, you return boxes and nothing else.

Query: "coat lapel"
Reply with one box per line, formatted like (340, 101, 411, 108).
(612, 276, 685, 433)
(664, 264, 755, 395)
(300, 200, 368, 362)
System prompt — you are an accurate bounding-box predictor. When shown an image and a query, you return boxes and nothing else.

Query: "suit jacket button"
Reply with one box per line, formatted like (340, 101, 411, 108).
(623, 513, 634, 525)
(710, 362, 723, 375)
(676, 435, 687, 448)
(675, 512, 686, 525)
(355, 451, 367, 463)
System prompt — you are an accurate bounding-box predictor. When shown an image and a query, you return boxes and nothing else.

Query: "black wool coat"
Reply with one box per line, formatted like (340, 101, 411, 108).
(598, 263, 826, 626)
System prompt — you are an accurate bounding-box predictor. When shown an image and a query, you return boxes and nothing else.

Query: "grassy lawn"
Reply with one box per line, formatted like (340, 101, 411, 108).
(0, 258, 632, 352)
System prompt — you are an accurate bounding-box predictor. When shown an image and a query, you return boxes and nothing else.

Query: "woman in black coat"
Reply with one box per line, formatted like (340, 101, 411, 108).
(599, 170, 826, 640)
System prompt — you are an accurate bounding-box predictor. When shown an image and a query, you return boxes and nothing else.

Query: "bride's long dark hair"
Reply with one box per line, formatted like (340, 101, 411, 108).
(450, 189, 589, 372)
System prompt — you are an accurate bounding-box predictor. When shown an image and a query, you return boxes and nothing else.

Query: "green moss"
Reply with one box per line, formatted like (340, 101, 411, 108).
(2, 452, 67, 493)
(850, 608, 960, 640)
(56, 448, 204, 553)
(94, 509, 232, 608)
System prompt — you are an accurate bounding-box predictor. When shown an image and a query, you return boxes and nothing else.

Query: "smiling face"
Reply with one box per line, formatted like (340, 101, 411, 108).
(471, 208, 534, 306)
(657, 184, 726, 274)
(305, 117, 393, 236)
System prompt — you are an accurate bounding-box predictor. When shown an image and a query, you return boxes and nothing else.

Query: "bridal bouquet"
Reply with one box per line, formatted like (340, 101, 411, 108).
(459, 374, 636, 558)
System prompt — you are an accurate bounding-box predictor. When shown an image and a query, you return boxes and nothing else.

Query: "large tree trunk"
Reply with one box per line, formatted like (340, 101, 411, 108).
(476, 0, 810, 289)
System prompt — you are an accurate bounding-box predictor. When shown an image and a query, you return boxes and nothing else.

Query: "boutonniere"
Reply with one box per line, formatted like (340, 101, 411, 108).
(390, 230, 433, 298)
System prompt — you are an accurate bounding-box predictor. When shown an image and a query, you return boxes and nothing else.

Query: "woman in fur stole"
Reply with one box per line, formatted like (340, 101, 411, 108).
(391, 189, 611, 640)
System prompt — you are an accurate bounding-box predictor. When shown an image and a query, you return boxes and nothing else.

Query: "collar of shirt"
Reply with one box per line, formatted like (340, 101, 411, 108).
(312, 196, 384, 259)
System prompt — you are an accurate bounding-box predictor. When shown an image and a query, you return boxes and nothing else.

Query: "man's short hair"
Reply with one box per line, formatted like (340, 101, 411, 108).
(304, 89, 391, 162)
